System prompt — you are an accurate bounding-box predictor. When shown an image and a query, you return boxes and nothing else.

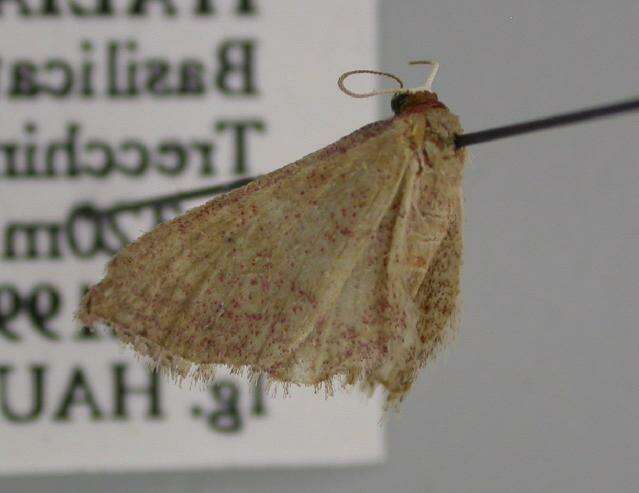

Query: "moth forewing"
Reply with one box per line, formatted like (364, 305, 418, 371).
(78, 97, 466, 407)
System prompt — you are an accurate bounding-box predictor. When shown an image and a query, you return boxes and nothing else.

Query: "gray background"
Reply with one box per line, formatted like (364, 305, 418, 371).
(3, 0, 639, 491)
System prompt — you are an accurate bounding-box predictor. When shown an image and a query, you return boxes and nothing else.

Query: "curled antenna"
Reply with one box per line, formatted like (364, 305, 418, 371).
(338, 60, 439, 99)
(408, 60, 440, 92)
(337, 70, 404, 99)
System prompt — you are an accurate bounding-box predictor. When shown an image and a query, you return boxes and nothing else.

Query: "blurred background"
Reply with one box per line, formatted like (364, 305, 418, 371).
(2, 0, 639, 492)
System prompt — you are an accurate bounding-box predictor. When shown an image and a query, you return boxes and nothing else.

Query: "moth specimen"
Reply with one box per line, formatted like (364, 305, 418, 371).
(78, 61, 467, 406)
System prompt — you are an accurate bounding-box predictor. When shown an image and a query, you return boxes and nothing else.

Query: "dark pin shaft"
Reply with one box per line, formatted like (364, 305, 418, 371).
(455, 97, 639, 148)
(104, 97, 639, 213)
(106, 176, 256, 215)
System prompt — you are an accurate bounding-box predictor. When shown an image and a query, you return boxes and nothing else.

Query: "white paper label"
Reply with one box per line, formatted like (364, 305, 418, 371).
(0, 0, 382, 475)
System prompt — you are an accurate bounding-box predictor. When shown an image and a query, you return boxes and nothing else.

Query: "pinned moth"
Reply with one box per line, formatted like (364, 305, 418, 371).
(78, 61, 467, 406)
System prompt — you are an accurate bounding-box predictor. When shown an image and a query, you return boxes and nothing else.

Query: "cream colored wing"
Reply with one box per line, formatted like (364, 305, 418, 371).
(80, 106, 466, 405)
(78, 117, 421, 383)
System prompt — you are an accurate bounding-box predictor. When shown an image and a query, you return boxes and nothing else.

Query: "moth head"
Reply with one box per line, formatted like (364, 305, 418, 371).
(390, 90, 445, 116)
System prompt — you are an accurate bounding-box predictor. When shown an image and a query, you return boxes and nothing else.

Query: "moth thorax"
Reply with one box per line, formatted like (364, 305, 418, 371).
(391, 90, 444, 115)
